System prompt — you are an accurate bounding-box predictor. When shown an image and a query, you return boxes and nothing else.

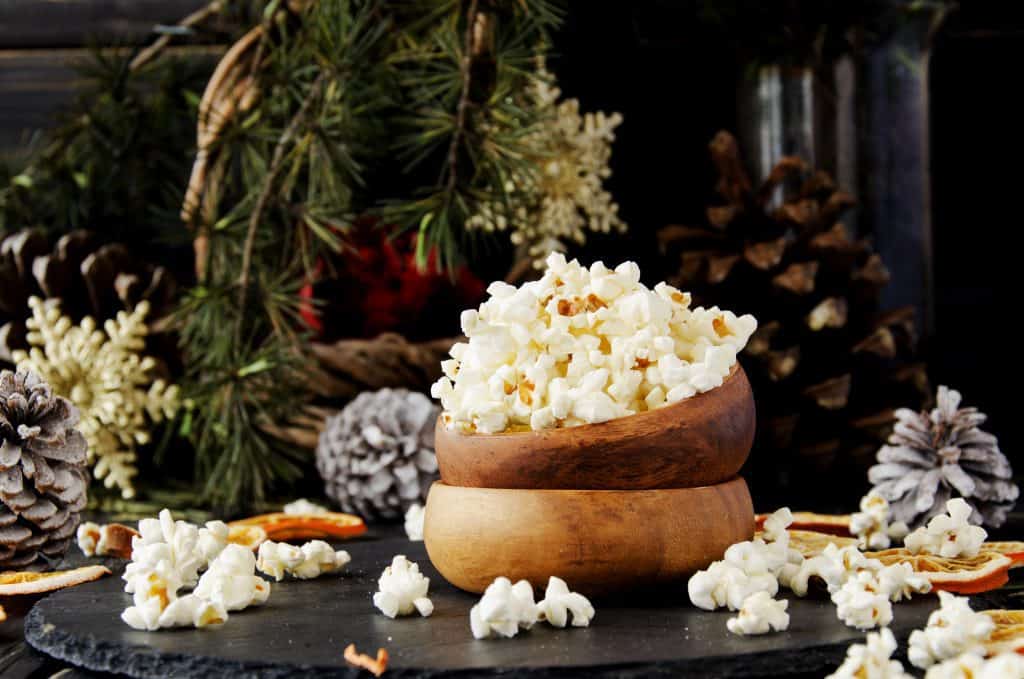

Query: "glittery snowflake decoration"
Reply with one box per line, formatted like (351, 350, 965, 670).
(467, 62, 626, 264)
(13, 297, 180, 498)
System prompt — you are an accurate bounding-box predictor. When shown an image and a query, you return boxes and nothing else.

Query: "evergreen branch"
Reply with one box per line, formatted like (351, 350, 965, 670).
(443, 0, 480, 195)
(130, 0, 225, 72)
(237, 70, 328, 307)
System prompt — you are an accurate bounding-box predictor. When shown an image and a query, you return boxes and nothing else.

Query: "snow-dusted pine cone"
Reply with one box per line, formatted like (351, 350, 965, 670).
(0, 370, 89, 569)
(868, 385, 1018, 528)
(315, 388, 439, 520)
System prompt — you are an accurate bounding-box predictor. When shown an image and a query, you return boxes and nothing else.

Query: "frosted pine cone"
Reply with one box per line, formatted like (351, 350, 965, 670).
(316, 388, 439, 520)
(0, 370, 89, 569)
(868, 385, 1018, 528)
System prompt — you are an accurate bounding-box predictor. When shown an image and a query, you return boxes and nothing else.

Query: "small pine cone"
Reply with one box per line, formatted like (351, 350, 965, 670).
(0, 370, 89, 570)
(869, 385, 1019, 528)
(1, 229, 176, 368)
(316, 388, 439, 520)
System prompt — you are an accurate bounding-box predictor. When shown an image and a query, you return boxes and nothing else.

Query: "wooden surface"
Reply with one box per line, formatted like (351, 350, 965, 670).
(435, 364, 755, 491)
(423, 478, 754, 596)
(25, 528, 1018, 679)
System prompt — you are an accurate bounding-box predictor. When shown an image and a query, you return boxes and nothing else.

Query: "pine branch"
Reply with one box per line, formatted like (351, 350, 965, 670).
(443, 0, 479, 196)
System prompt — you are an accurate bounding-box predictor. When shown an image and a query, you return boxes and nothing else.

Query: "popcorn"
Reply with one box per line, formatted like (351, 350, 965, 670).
(121, 560, 186, 631)
(536, 576, 595, 628)
(924, 653, 1024, 679)
(832, 571, 893, 631)
(470, 577, 540, 639)
(826, 628, 913, 679)
(257, 540, 351, 581)
(124, 509, 204, 593)
(193, 544, 271, 612)
(283, 498, 329, 515)
(432, 253, 756, 433)
(77, 522, 102, 556)
(726, 591, 790, 636)
(905, 498, 987, 559)
(876, 562, 931, 602)
(908, 591, 996, 669)
(850, 491, 910, 550)
(154, 595, 227, 630)
(404, 504, 425, 541)
(688, 561, 778, 612)
(196, 521, 229, 565)
(373, 555, 433, 619)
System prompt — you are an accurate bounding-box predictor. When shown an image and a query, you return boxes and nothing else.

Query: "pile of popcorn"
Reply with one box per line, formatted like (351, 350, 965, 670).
(470, 575, 595, 639)
(431, 253, 756, 433)
(905, 498, 988, 558)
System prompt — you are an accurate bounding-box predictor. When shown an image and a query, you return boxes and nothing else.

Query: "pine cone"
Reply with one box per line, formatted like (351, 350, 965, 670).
(0, 229, 177, 369)
(0, 370, 89, 570)
(657, 131, 930, 507)
(315, 388, 439, 520)
(868, 385, 1018, 528)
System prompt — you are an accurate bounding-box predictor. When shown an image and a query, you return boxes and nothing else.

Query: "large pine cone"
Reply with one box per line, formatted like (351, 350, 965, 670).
(316, 388, 439, 520)
(658, 131, 930, 509)
(0, 229, 176, 368)
(0, 370, 89, 570)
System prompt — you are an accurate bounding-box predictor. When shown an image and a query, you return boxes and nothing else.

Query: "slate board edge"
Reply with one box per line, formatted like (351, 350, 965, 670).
(25, 601, 861, 679)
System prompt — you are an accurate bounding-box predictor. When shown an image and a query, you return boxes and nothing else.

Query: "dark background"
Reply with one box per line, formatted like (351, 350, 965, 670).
(1, 0, 1021, 481)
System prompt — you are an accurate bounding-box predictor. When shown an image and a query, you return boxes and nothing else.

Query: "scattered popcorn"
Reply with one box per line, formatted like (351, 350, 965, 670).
(536, 576, 595, 628)
(404, 503, 425, 541)
(908, 591, 996, 669)
(197, 521, 230, 564)
(726, 591, 790, 636)
(432, 253, 756, 433)
(470, 577, 540, 639)
(905, 498, 987, 559)
(924, 652, 1024, 679)
(124, 509, 204, 594)
(832, 571, 893, 630)
(283, 498, 329, 515)
(258, 540, 351, 581)
(126, 594, 227, 631)
(193, 544, 271, 612)
(373, 555, 433, 618)
(876, 562, 932, 602)
(688, 561, 779, 611)
(826, 628, 913, 679)
(77, 522, 101, 556)
(850, 491, 910, 551)
(121, 560, 186, 631)
(77, 521, 137, 559)
(787, 543, 877, 597)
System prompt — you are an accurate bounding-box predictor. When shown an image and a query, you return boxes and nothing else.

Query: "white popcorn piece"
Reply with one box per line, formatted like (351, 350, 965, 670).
(283, 498, 329, 515)
(904, 498, 987, 559)
(536, 577, 595, 628)
(155, 594, 228, 630)
(470, 577, 539, 639)
(787, 544, 878, 597)
(77, 521, 102, 556)
(256, 541, 304, 581)
(850, 491, 910, 550)
(687, 561, 778, 612)
(433, 253, 756, 434)
(924, 652, 1024, 679)
(826, 628, 913, 679)
(404, 503, 426, 541)
(908, 591, 996, 669)
(121, 560, 185, 631)
(291, 541, 351, 580)
(876, 562, 932, 602)
(196, 521, 229, 565)
(373, 555, 433, 618)
(194, 544, 271, 612)
(726, 591, 790, 636)
(124, 509, 204, 593)
(832, 571, 893, 631)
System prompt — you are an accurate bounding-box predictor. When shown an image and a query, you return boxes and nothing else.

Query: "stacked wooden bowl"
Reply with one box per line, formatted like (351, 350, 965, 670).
(424, 363, 757, 596)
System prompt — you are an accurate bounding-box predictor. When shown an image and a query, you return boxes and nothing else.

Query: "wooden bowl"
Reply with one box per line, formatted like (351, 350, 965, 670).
(434, 364, 755, 490)
(423, 478, 754, 596)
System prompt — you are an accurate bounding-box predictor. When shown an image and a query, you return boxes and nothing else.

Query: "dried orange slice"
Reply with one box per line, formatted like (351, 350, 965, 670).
(982, 610, 1024, 655)
(755, 511, 852, 537)
(984, 542, 1024, 569)
(866, 549, 1012, 594)
(0, 565, 111, 596)
(229, 511, 366, 542)
(0, 604, 6, 622)
(228, 524, 268, 551)
(770, 529, 859, 559)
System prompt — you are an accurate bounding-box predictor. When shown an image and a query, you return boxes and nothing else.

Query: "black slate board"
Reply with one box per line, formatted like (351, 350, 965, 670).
(20, 531, 989, 678)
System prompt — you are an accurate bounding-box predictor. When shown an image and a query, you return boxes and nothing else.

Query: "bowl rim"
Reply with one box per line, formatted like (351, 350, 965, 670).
(438, 361, 745, 440)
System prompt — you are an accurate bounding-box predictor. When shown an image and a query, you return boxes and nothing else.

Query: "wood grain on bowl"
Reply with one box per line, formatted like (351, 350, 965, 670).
(423, 477, 754, 596)
(434, 364, 755, 490)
